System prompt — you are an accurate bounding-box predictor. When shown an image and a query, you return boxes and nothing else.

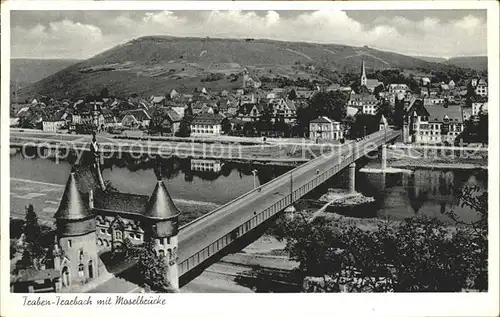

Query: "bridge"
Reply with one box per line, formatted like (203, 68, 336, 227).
(176, 129, 400, 286)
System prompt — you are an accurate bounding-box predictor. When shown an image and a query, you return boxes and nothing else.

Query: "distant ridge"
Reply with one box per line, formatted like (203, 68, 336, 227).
(412, 56, 447, 63)
(13, 36, 467, 100)
(11, 58, 82, 90)
(444, 56, 487, 71)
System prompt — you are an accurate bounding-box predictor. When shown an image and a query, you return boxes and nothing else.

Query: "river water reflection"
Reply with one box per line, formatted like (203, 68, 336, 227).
(10, 151, 486, 224)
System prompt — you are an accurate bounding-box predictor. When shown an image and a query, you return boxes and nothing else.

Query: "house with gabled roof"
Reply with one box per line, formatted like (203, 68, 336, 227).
(42, 111, 67, 132)
(309, 116, 343, 142)
(269, 98, 297, 123)
(121, 109, 151, 128)
(405, 101, 464, 145)
(190, 112, 224, 137)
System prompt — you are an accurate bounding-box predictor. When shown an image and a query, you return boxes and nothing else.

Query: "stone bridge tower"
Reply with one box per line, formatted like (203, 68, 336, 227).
(54, 172, 99, 289)
(144, 179, 181, 291)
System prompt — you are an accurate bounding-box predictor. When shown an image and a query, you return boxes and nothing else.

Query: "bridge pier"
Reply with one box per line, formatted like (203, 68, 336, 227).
(381, 144, 387, 171)
(348, 162, 356, 194)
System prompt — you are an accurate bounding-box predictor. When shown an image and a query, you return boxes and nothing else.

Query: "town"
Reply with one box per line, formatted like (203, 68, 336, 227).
(9, 57, 489, 295)
(10, 60, 488, 146)
(3, 6, 498, 317)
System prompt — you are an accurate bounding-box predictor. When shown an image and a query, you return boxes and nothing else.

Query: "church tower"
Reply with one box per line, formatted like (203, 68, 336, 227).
(360, 60, 368, 87)
(144, 180, 181, 291)
(54, 172, 99, 289)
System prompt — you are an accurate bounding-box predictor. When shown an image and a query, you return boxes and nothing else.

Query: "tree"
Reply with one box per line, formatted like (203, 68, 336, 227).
(296, 91, 348, 135)
(177, 120, 191, 137)
(135, 236, 174, 292)
(274, 115, 291, 137)
(477, 114, 488, 145)
(149, 106, 172, 135)
(342, 115, 356, 138)
(99, 87, 110, 98)
(277, 185, 487, 292)
(176, 105, 193, 137)
(288, 89, 298, 100)
(376, 99, 394, 124)
(373, 84, 384, 98)
(243, 122, 255, 136)
(14, 205, 45, 273)
(256, 105, 273, 133)
(350, 114, 379, 138)
(221, 118, 232, 135)
(350, 81, 361, 94)
(394, 97, 405, 128)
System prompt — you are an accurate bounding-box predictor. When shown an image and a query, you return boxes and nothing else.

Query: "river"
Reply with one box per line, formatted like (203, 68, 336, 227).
(9, 150, 487, 225)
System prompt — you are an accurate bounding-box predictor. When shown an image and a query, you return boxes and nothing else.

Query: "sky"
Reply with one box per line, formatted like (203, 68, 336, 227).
(10, 10, 488, 60)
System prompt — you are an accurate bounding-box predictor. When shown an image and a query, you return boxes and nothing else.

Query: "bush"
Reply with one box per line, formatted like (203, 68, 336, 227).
(279, 186, 487, 292)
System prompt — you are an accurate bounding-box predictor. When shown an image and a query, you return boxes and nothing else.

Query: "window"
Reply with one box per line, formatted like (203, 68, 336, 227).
(78, 264, 85, 278)
(68, 240, 72, 248)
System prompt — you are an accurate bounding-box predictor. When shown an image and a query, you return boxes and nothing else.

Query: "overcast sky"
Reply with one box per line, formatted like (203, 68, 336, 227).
(10, 10, 487, 60)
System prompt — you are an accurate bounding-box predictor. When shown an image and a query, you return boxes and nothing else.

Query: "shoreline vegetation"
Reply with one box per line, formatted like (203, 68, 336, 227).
(266, 186, 487, 292)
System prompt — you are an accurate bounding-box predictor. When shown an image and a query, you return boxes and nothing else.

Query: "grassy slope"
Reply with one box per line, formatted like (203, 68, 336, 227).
(412, 56, 447, 63)
(445, 56, 488, 71)
(15, 36, 453, 100)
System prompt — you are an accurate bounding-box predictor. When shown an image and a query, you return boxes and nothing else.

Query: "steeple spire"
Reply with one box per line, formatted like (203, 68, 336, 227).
(360, 60, 367, 86)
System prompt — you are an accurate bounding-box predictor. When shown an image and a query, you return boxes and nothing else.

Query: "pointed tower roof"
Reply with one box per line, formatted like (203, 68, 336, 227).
(144, 180, 180, 220)
(361, 60, 367, 78)
(55, 172, 90, 220)
(379, 114, 388, 124)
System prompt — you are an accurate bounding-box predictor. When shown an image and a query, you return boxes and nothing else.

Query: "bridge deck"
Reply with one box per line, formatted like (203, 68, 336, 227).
(177, 129, 401, 277)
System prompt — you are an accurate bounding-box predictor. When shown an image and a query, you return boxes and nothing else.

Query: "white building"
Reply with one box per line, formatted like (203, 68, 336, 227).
(309, 116, 343, 142)
(190, 159, 222, 172)
(472, 101, 488, 116)
(407, 104, 464, 145)
(190, 113, 223, 137)
(423, 97, 445, 106)
(42, 119, 66, 132)
(348, 94, 378, 115)
(388, 84, 409, 94)
(474, 79, 488, 97)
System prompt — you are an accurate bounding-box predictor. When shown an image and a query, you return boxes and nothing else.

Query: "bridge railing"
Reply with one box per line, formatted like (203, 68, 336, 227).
(178, 131, 389, 232)
(178, 130, 401, 276)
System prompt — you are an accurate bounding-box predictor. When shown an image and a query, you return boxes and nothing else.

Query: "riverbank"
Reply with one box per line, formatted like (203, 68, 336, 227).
(389, 160, 488, 170)
(385, 147, 488, 171)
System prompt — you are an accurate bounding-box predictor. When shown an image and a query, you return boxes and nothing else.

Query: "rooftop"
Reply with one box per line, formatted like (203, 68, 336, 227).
(424, 104, 463, 123)
(55, 172, 91, 220)
(144, 180, 180, 220)
(192, 112, 224, 125)
(93, 191, 150, 216)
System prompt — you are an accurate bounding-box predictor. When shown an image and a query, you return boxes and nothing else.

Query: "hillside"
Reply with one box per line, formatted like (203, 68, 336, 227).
(412, 56, 447, 63)
(14, 36, 456, 100)
(445, 56, 487, 71)
(10, 58, 81, 90)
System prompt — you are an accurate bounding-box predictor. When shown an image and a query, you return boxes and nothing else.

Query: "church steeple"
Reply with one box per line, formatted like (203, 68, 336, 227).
(360, 60, 367, 86)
